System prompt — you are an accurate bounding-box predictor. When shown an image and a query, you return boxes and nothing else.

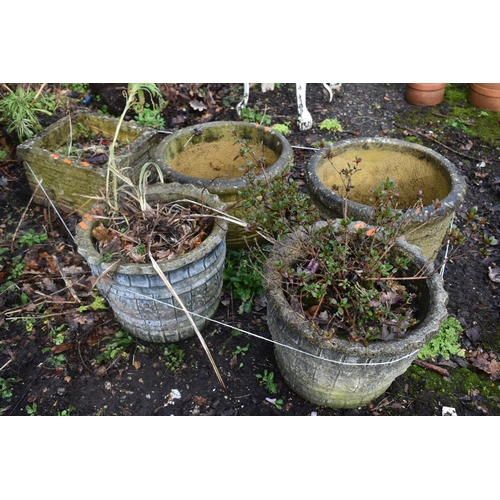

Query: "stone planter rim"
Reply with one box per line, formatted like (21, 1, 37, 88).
(306, 136, 467, 224)
(263, 225, 449, 359)
(152, 121, 293, 195)
(17, 109, 157, 163)
(75, 182, 228, 275)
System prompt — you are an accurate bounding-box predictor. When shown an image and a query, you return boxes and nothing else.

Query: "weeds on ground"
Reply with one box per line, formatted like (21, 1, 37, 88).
(0, 376, 18, 399)
(25, 403, 37, 416)
(0, 84, 56, 141)
(223, 249, 264, 314)
(95, 329, 144, 366)
(418, 316, 466, 361)
(57, 404, 76, 416)
(19, 228, 47, 247)
(272, 122, 292, 135)
(256, 369, 278, 394)
(318, 118, 342, 132)
(240, 105, 272, 126)
(163, 343, 185, 371)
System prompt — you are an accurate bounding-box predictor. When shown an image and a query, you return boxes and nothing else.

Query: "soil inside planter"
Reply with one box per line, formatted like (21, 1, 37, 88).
(169, 137, 280, 179)
(317, 148, 450, 207)
(53, 126, 131, 166)
(90, 199, 216, 264)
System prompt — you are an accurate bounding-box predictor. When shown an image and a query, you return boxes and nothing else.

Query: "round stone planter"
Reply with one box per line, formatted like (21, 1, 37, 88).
(305, 137, 467, 259)
(263, 230, 449, 409)
(152, 121, 293, 248)
(405, 84, 447, 106)
(16, 110, 158, 215)
(75, 183, 228, 343)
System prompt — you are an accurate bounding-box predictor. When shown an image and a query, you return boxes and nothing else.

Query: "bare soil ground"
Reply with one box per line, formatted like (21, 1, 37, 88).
(1, 83, 499, 416)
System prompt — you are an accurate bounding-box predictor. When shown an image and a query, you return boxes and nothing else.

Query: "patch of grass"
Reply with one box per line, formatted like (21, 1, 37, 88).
(0, 85, 56, 141)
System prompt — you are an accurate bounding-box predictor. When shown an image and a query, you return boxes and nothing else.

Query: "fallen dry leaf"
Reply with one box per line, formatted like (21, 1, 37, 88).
(190, 99, 207, 111)
(468, 353, 500, 380)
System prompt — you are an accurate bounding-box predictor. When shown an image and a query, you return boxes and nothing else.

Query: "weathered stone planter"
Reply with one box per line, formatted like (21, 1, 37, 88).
(153, 121, 293, 248)
(263, 230, 449, 409)
(75, 183, 228, 343)
(17, 111, 158, 214)
(305, 137, 467, 259)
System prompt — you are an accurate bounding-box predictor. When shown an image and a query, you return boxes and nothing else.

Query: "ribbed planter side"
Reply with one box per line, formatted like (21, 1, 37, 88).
(467, 84, 500, 112)
(405, 84, 447, 106)
(263, 231, 448, 409)
(16, 111, 158, 215)
(305, 137, 467, 259)
(153, 121, 293, 248)
(75, 183, 228, 343)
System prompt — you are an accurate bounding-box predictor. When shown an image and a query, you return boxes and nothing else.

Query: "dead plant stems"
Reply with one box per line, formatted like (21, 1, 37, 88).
(147, 246, 226, 390)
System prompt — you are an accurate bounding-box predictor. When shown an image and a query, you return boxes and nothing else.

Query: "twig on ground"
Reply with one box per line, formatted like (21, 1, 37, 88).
(413, 359, 450, 377)
(394, 123, 493, 165)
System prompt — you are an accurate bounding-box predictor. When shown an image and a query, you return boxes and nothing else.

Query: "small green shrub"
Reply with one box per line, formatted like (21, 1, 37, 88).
(0, 85, 56, 141)
(418, 316, 465, 361)
(272, 122, 292, 135)
(223, 249, 264, 314)
(318, 118, 342, 132)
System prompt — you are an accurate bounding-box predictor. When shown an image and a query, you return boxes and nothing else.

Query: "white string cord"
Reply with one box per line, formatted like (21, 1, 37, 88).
(440, 212, 455, 277)
(21, 159, 421, 367)
(107, 286, 421, 367)
(23, 161, 75, 243)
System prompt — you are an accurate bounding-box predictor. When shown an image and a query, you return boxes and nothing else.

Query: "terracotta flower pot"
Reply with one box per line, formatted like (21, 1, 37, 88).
(405, 84, 447, 106)
(153, 121, 293, 248)
(467, 84, 500, 112)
